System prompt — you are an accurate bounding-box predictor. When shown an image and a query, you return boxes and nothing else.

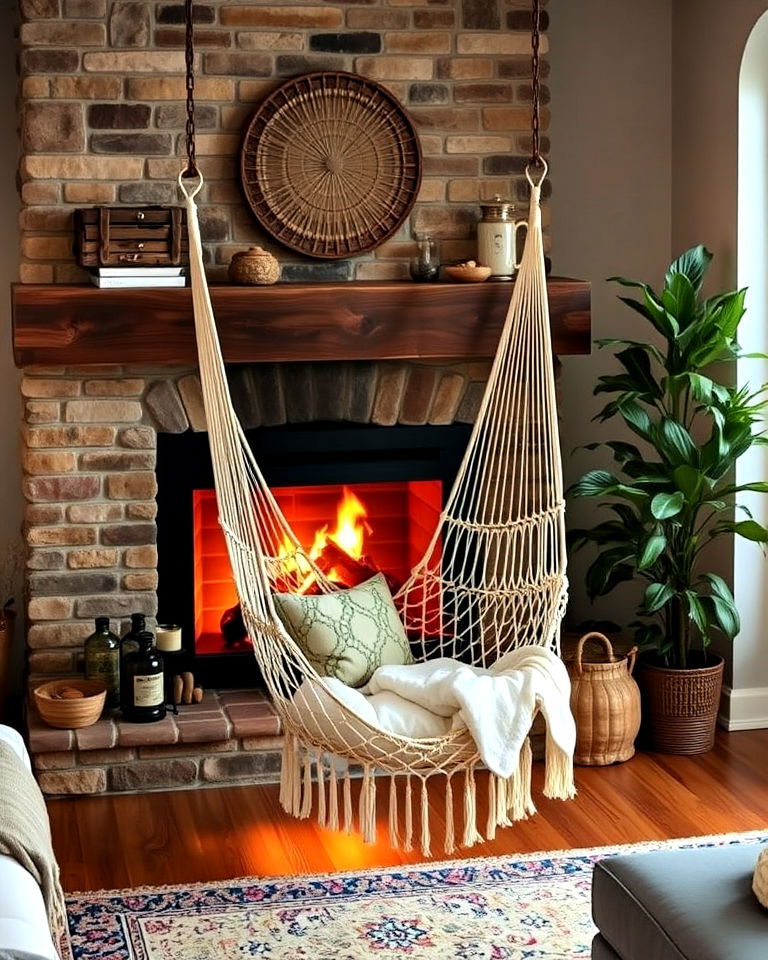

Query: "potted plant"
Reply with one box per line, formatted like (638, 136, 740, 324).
(569, 245, 768, 754)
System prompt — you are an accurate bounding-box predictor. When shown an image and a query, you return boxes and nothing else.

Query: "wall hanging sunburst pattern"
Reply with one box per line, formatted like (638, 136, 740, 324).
(240, 71, 422, 260)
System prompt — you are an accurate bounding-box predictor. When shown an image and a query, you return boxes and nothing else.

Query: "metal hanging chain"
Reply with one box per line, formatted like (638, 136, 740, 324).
(182, 0, 198, 178)
(530, 0, 542, 168)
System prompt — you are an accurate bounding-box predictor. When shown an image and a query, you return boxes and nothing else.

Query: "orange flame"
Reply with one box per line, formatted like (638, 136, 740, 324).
(277, 487, 372, 590)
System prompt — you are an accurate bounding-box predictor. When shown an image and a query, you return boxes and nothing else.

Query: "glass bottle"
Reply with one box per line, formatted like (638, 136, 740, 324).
(409, 235, 439, 282)
(120, 613, 145, 707)
(121, 630, 166, 723)
(84, 616, 120, 708)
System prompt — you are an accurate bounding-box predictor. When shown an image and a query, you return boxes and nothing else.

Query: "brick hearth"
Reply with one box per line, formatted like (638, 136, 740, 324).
(28, 688, 282, 795)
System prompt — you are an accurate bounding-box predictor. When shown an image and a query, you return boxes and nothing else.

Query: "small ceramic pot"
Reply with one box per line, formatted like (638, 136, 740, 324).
(229, 246, 280, 285)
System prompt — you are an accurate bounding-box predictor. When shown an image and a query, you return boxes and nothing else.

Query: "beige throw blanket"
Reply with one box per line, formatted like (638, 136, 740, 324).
(0, 741, 66, 940)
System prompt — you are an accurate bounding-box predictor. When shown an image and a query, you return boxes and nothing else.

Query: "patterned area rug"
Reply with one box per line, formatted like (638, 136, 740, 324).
(62, 831, 765, 960)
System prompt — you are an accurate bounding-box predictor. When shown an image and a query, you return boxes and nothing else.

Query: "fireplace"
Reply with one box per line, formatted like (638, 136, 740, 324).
(156, 421, 471, 686)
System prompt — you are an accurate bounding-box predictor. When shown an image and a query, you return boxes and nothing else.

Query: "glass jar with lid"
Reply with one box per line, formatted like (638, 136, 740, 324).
(477, 196, 527, 280)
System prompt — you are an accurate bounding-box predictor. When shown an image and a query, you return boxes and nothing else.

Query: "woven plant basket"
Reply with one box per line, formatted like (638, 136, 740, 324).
(636, 652, 724, 755)
(566, 632, 641, 766)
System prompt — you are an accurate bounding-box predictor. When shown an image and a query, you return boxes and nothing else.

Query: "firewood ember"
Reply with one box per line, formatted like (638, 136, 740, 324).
(315, 539, 378, 586)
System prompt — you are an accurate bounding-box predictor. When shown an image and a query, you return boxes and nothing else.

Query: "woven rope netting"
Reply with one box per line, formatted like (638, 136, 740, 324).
(179, 161, 568, 854)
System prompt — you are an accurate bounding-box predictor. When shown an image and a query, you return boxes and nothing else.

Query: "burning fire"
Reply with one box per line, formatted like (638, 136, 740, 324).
(278, 486, 372, 591)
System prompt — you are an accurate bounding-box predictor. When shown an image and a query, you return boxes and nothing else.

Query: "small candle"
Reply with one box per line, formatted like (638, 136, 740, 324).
(156, 623, 182, 653)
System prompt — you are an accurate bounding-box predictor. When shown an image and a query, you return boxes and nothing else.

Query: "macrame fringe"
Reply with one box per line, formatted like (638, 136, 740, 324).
(403, 774, 414, 852)
(343, 770, 353, 835)
(486, 772, 497, 840)
(462, 767, 483, 848)
(543, 731, 577, 801)
(444, 774, 456, 855)
(507, 738, 535, 820)
(279, 733, 297, 814)
(316, 752, 326, 828)
(359, 765, 377, 844)
(299, 751, 312, 820)
(420, 778, 431, 858)
(388, 775, 400, 850)
(493, 774, 510, 828)
(328, 761, 339, 831)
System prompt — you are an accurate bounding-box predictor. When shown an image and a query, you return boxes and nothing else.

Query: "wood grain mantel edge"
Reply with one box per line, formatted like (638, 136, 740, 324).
(12, 278, 591, 367)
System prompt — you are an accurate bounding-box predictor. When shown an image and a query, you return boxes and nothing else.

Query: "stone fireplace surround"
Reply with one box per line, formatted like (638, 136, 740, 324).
(22, 355, 496, 795)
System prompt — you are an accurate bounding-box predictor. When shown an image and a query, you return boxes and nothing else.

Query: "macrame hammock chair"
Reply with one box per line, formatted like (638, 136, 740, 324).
(176, 1, 570, 858)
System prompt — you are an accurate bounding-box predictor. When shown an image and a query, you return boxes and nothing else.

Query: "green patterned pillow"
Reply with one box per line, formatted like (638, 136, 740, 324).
(273, 573, 414, 688)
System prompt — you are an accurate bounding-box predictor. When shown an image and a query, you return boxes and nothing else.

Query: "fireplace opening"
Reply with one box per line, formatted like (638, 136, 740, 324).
(156, 421, 471, 687)
(192, 479, 442, 656)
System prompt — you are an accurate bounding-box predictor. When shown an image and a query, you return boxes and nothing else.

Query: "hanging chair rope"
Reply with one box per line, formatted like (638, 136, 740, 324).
(177, 0, 571, 854)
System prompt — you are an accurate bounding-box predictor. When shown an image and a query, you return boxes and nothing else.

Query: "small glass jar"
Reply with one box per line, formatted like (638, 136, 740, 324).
(409, 236, 439, 282)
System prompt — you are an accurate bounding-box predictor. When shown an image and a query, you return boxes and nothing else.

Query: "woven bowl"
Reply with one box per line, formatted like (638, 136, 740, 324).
(445, 264, 492, 283)
(33, 679, 107, 729)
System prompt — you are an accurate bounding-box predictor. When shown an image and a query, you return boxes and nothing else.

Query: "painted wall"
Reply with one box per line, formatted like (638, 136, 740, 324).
(548, 0, 673, 628)
(0, 2, 22, 690)
(673, 0, 768, 725)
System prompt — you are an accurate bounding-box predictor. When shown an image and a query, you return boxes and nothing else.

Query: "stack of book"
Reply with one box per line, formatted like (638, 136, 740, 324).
(90, 266, 186, 289)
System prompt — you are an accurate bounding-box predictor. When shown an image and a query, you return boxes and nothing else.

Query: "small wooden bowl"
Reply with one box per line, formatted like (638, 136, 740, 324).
(33, 679, 107, 729)
(445, 263, 492, 283)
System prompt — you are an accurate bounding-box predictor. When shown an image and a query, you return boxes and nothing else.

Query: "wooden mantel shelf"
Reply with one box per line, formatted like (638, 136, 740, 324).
(12, 278, 591, 367)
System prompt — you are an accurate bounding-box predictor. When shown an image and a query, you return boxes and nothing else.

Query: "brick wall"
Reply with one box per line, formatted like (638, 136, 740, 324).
(18, 0, 549, 283)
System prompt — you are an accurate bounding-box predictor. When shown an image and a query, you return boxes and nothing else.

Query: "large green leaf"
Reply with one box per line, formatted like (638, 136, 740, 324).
(643, 581, 676, 614)
(594, 374, 644, 396)
(658, 419, 698, 466)
(665, 244, 712, 294)
(595, 338, 665, 365)
(672, 464, 704, 500)
(700, 572, 735, 605)
(702, 595, 741, 638)
(684, 590, 709, 635)
(650, 491, 685, 519)
(637, 528, 666, 570)
(620, 400, 654, 440)
(586, 549, 635, 599)
(713, 288, 747, 339)
(732, 519, 768, 542)
(568, 470, 619, 499)
(661, 272, 697, 329)
(616, 347, 663, 398)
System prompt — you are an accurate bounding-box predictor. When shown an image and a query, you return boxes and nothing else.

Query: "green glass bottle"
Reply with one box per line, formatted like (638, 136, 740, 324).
(84, 616, 120, 708)
(120, 612, 145, 708)
(121, 630, 166, 723)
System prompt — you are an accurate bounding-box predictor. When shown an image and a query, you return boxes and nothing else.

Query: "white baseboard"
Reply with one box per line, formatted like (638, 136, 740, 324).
(718, 685, 768, 730)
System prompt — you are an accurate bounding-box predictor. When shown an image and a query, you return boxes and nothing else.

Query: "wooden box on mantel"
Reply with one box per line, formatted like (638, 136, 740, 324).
(74, 206, 188, 268)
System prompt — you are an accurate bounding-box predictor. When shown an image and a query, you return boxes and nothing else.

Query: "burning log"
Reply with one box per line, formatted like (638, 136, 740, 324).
(316, 539, 403, 594)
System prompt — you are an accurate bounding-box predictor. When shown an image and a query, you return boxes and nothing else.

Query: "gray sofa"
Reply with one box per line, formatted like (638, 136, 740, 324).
(592, 843, 767, 959)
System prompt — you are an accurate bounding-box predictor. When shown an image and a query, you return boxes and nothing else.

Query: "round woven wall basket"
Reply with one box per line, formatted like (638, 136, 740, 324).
(240, 71, 422, 259)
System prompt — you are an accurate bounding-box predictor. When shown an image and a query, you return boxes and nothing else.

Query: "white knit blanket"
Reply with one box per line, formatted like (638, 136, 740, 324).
(365, 646, 575, 779)
(289, 645, 576, 787)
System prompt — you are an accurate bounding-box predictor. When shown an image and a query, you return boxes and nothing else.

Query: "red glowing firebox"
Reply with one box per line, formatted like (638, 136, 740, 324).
(193, 481, 442, 655)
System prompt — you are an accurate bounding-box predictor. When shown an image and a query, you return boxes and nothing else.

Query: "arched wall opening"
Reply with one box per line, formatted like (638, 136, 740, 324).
(731, 9, 768, 728)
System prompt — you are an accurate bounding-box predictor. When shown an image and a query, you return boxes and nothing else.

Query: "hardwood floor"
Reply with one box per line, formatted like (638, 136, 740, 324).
(47, 728, 768, 893)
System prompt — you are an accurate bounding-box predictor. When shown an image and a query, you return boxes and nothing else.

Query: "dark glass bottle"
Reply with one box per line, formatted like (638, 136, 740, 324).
(120, 613, 145, 706)
(84, 616, 120, 708)
(121, 630, 166, 723)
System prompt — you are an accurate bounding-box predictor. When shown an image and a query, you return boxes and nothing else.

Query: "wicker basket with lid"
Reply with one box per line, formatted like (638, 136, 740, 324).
(566, 632, 641, 766)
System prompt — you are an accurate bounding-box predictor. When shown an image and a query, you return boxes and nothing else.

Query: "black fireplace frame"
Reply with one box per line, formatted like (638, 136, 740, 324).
(156, 420, 472, 687)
